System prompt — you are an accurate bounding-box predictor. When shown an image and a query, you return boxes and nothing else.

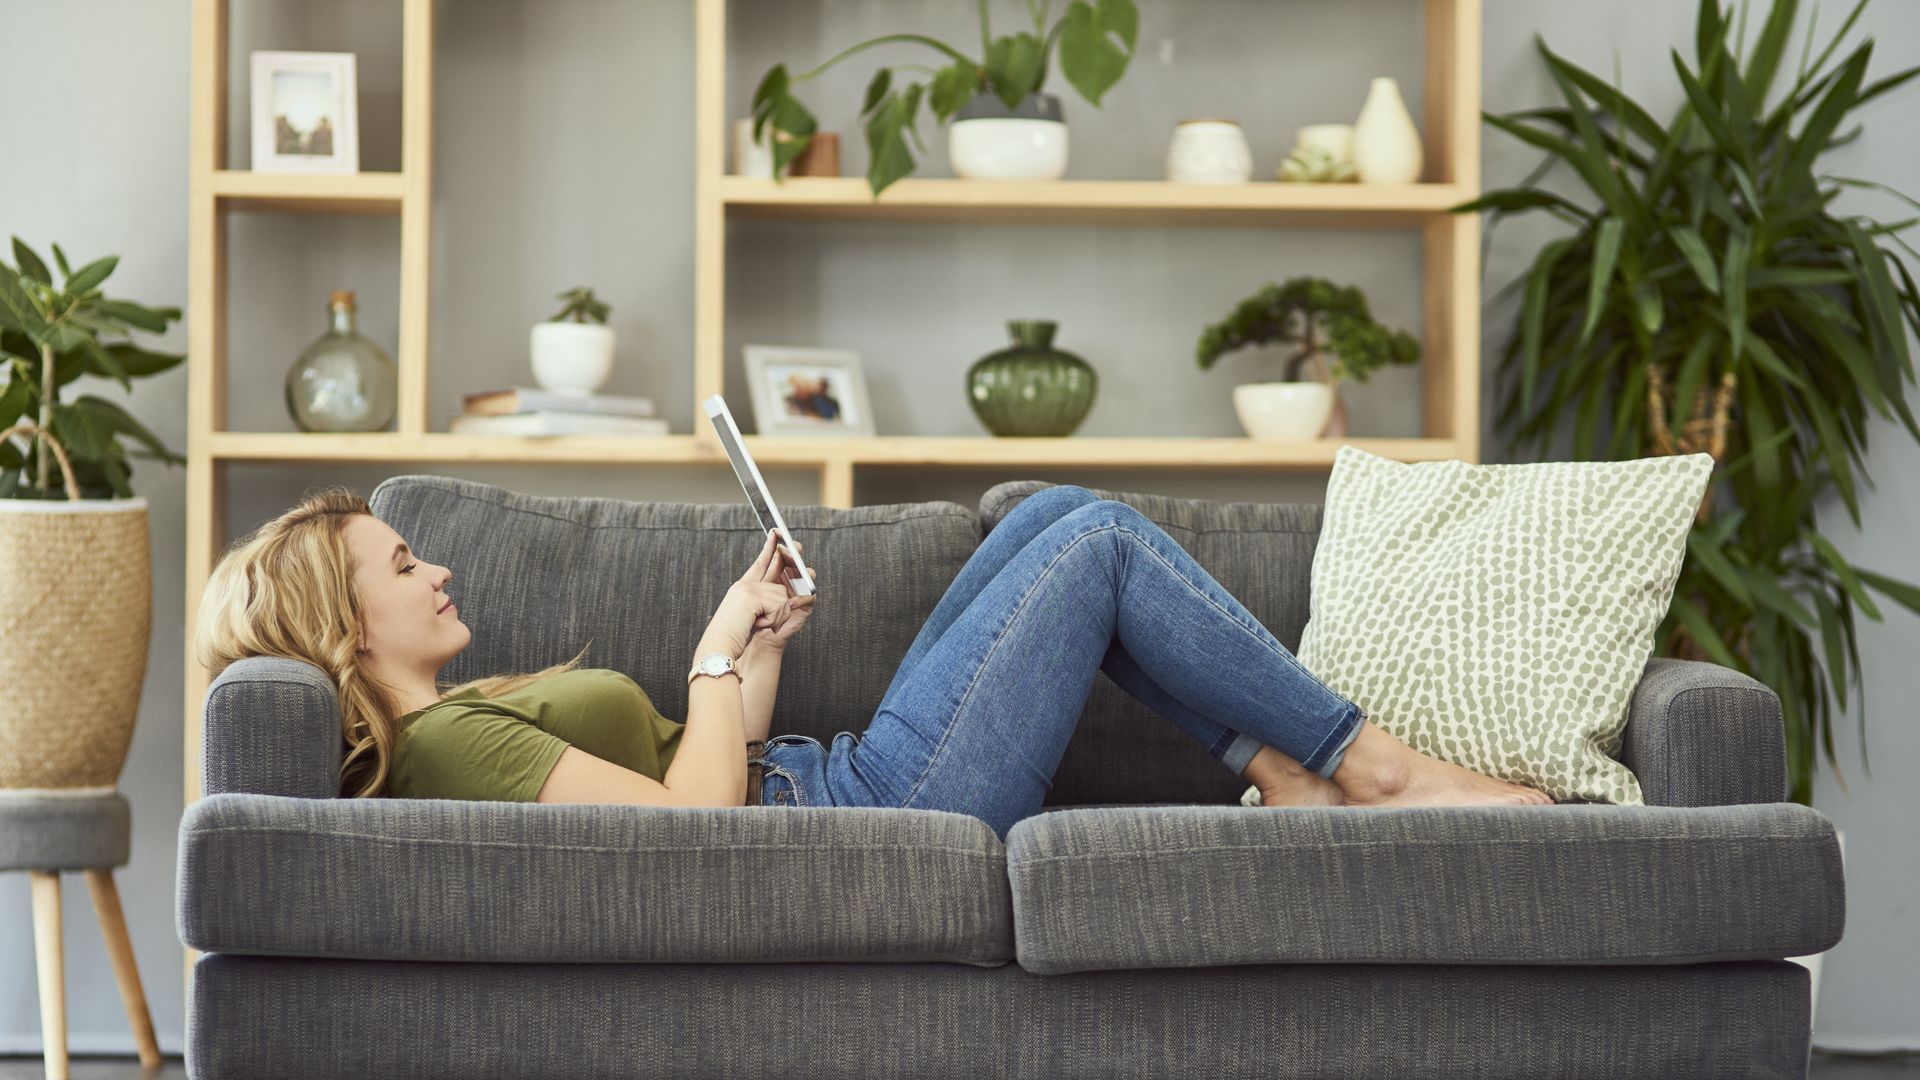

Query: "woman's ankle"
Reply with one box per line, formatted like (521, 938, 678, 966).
(1328, 718, 1410, 801)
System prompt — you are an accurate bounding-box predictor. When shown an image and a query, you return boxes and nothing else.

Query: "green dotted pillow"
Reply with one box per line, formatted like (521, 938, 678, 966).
(1244, 445, 1715, 806)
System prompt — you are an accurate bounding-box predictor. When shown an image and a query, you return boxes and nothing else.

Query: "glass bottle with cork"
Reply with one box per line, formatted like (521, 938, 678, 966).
(285, 289, 397, 432)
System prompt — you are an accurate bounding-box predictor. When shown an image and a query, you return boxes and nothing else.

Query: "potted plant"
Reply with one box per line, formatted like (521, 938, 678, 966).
(751, 0, 1140, 196)
(1456, 0, 1920, 1024)
(531, 285, 614, 398)
(1195, 276, 1420, 439)
(0, 237, 184, 791)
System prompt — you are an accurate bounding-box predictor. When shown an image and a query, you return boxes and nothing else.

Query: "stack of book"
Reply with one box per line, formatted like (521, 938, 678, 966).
(450, 386, 671, 436)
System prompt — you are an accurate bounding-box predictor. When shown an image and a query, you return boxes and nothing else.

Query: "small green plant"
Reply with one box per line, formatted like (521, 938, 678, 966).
(1195, 277, 1420, 384)
(547, 286, 610, 325)
(0, 237, 186, 500)
(752, 0, 1140, 197)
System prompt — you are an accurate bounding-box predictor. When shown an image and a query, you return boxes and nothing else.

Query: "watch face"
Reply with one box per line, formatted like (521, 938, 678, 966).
(703, 655, 730, 674)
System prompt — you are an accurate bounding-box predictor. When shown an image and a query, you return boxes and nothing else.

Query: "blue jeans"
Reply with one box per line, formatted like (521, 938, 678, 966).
(755, 485, 1367, 841)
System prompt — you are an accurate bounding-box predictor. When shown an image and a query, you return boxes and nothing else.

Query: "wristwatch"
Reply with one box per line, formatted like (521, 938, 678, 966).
(687, 651, 740, 685)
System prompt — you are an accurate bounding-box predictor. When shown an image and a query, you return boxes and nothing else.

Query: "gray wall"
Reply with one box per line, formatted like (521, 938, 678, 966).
(3, 0, 1914, 1056)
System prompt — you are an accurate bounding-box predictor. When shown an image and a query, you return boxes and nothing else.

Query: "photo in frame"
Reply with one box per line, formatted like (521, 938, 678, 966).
(743, 345, 877, 437)
(250, 51, 359, 173)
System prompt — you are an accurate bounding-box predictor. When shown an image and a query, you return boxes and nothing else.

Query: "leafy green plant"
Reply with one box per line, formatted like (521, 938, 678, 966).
(751, 0, 1140, 196)
(1454, 0, 1920, 803)
(0, 237, 186, 500)
(547, 286, 610, 325)
(1195, 277, 1421, 384)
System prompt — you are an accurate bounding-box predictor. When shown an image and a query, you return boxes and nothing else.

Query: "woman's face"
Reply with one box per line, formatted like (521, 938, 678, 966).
(343, 514, 469, 665)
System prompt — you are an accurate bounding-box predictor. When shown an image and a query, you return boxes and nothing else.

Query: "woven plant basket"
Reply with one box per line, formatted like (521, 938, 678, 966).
(0, 422, 151, 792)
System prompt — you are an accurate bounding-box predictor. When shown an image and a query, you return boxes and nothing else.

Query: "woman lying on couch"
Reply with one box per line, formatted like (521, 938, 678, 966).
(193, 485, 1548, 842)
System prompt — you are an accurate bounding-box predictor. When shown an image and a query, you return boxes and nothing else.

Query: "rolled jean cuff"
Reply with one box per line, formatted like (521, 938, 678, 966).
(1308, 706, 1366, 780)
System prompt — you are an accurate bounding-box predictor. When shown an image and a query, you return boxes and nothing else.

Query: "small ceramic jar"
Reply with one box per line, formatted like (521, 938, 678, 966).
(1166, 119, 1252, 184)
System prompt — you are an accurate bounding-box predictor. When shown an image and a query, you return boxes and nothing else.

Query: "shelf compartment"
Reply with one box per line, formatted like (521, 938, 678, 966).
(211, 170, 406, 214)
(719, 177, 1475, 228)
(203, 431, 1456, 469)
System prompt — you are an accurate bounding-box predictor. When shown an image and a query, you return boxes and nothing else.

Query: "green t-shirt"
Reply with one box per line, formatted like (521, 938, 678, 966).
(387, 667, 684, 802)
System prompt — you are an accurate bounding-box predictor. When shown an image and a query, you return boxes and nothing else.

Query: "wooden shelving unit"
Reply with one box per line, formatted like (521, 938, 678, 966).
(183, 0, 1482, 812)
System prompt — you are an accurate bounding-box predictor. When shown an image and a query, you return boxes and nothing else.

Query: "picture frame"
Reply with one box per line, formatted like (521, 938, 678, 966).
(250, 50, 359, 174)
(743, 345, 877, 438)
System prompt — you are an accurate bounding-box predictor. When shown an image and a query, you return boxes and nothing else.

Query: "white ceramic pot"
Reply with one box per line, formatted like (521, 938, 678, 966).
(949, 92, 1068, 181)
(1352, 76, 1424, 183)
(1233, 381, 1335, 440)
(530, 322, 615, 397)
(1167, 120, 1252, 183)
(1785, 826, 1845, 1033)
(731, 117, 775, 178)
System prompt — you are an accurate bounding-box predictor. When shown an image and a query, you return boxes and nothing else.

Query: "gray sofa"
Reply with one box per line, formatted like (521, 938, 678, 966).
(177, 475, 1846, 1080)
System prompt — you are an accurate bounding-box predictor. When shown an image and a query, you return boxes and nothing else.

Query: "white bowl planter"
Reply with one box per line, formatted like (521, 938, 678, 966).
(949, 91, 1068, 181)
(1233, 381, 1335, 440)
(530, 322, 615, 397)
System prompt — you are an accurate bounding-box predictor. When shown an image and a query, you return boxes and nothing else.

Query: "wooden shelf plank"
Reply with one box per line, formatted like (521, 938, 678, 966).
(719, 176, 1475, 227)
(204, 431, 1455, 468)
(210, 169, 405, 214)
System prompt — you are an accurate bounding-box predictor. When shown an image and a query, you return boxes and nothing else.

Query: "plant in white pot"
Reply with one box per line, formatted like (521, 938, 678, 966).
(530, 286, 614, 398)
(1196, 276, 1420, 440)
(750, 0, 1140, 195)
(1, 236, 184, 792)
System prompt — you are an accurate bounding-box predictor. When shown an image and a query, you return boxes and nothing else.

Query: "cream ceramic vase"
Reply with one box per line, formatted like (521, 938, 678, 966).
(1352, 76, 1423, 183)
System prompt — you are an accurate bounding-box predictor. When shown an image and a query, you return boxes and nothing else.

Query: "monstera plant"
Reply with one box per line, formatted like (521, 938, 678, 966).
(1455, 0, 1920, 804)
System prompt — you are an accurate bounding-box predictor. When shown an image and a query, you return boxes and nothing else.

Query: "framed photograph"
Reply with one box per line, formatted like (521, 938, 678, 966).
(250, 51, 359, 173)
(743, 345, 877, 438)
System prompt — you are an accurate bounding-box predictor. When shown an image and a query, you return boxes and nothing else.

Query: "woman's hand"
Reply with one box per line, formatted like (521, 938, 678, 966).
(750, 529, 817, 651)
(701, 529, 817, 656)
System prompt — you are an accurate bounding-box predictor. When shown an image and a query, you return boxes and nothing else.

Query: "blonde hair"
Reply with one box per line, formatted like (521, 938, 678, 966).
(192, 485, 590, 798)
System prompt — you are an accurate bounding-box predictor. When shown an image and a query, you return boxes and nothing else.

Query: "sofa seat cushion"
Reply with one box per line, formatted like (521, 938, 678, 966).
(1005, 803, 1843, 975)
(179, 794, 1013, 966)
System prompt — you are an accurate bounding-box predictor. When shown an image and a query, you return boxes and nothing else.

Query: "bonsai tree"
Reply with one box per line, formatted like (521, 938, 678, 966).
(0, 237, 185, 500)
(751, 0, 1140, 196)
(1195, 276, 1420, 384)
(547, 286, 610, 325)
(1453, 0, 1920, 803)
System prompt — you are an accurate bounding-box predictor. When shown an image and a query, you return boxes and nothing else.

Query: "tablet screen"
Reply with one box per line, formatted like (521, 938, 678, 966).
(709, 410, 777, 536)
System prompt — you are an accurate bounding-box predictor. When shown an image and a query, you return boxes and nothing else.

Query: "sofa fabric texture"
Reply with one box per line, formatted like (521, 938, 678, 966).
(177, 793, 1012, 966)
(189, 954, 1814, 1080)
(1004, 802, 1842, 974)
(0, 792, 129, 871)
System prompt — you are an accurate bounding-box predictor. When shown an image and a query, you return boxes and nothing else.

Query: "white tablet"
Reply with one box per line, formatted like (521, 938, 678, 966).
(704, 394, 817, 596)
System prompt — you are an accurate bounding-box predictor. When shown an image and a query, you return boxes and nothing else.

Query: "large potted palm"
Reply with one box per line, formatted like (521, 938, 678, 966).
(1457, 0, 1920, 1022)
(0, 238, 185, 791)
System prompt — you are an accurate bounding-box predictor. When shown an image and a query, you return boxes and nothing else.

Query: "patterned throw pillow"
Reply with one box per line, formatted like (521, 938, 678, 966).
(1241, 445, 1715, 806)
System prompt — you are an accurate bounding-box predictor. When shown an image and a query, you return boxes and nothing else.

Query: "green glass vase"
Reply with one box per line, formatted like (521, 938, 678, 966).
(966, 320, 1097, 437)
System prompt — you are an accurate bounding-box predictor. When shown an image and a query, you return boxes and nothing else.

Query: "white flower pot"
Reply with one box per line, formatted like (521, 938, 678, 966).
(530, 322, 615, 397)
(949, 92, 1069, 181)
(1233, 381, 1335, 440)
(1785, 826, 1845, 1033)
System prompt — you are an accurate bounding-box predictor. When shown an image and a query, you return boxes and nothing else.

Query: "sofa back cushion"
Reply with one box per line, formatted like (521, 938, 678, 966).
(368, 475, 982, 750)
(976, 481, 1325, 807)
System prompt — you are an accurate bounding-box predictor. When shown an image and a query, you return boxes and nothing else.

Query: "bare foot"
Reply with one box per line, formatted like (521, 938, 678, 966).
(1244, 745, 1346, 808)
(1330, 716, 1554, 808)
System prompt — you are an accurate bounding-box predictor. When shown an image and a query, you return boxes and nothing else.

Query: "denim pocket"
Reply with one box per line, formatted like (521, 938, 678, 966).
(761, 762, 806, 806)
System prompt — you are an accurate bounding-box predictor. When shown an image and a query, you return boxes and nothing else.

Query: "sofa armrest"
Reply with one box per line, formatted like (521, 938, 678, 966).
(1620, 657, 1786, 807)
(202, 656, 343, 799)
